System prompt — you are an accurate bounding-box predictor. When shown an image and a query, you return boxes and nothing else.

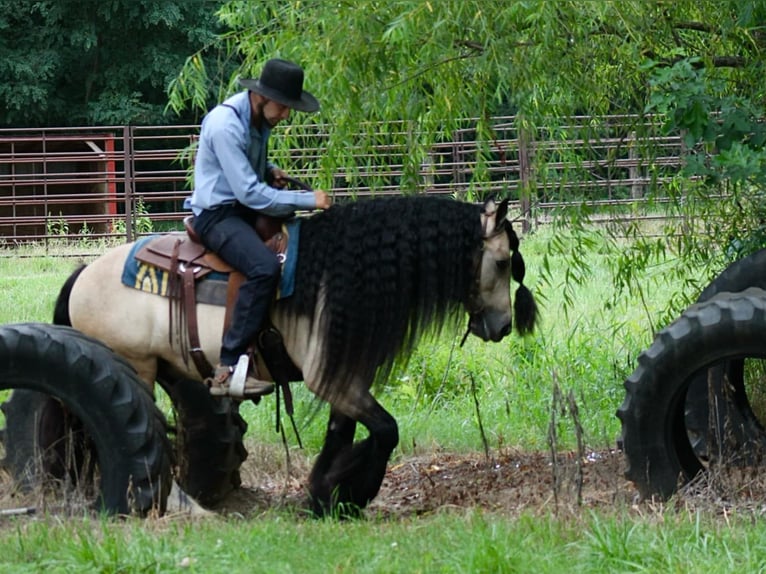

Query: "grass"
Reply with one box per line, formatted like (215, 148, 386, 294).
(0, 226, 735, 573)
(2, 509, 766, 572)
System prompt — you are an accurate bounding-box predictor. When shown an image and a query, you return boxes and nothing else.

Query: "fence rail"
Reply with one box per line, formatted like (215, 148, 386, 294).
(0, 115, 686, 244)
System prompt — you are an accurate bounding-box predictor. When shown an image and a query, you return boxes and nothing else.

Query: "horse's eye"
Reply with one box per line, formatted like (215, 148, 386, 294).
(496, 259, 511, 271)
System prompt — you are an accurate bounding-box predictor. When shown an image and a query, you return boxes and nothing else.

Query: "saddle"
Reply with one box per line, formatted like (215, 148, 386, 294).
(133, 215, 289, 379)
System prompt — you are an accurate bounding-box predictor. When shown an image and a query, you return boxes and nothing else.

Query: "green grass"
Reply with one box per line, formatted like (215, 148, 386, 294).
(0, 228, 727, 573)
(2, 509, 766, 573)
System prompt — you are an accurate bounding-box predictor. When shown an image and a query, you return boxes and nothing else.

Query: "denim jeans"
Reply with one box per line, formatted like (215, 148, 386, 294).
(193, 204, 281, 365)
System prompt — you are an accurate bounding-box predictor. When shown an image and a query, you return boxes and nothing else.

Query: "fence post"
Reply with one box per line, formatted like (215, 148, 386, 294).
(452, 129, 465, 199)
(421, 151, 435, 191)
(518, 124, 533, 234)
(629, 131, 644, 199)
(123, 125, 134, 242)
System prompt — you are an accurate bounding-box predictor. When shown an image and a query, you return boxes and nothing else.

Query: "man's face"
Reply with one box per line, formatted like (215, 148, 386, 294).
(261, 99, 291, 127)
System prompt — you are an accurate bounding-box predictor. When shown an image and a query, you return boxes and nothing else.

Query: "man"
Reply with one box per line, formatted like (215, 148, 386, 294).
(185, 58, 332, 398)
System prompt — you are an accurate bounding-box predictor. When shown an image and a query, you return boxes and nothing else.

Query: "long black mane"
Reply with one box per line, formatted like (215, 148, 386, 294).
(283, 196, 484, 395)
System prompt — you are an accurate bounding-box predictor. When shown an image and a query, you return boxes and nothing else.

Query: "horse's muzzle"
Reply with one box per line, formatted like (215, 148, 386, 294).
(469, 312, 512, 342)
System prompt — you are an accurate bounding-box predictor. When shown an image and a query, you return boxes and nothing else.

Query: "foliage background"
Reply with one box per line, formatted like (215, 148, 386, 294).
(166, 1, 766, 315)
(2, 6, 766, 569)
(2, 0, 766, 344)
(0, 0, 228, 126)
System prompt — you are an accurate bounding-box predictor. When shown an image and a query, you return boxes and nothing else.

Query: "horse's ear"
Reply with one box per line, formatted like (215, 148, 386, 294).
(483, 196, 498, 216)
(496, 198, 509, 226)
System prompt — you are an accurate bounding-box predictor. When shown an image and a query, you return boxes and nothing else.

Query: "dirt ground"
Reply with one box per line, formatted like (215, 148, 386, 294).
(4, 444, 766, 520)
(370, 448, 634, 518)
(211, 446, 637, 519)
(1, 446, 631, 519)
(211, 445, 766, 519)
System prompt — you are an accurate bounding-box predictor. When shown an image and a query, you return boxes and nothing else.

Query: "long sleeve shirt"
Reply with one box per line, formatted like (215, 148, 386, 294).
(184, 90, 316, 217)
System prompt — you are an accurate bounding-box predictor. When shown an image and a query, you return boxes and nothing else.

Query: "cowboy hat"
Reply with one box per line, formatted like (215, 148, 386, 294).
(239, 58, 319, 113)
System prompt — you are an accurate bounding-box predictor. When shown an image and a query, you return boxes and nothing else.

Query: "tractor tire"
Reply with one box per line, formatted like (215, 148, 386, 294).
(3, 367, 249, 509)
(159, 375, 248, 506)
(617, 289, 766, 500)
(697, 249, 766, 302)
(0, 323, 171, 515)
(685, 249, 766, 461)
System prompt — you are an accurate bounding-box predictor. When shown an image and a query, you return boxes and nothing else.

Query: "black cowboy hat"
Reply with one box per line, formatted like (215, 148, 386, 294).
(239, 58, 319, 113)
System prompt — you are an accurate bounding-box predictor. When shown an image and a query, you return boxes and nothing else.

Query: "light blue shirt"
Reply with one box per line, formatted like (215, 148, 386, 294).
(185, 91, 316, 217)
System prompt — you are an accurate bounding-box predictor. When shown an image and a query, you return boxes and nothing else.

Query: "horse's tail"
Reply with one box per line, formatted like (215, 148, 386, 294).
(508, 227, 538, 336)
(53, 264, 87, 326)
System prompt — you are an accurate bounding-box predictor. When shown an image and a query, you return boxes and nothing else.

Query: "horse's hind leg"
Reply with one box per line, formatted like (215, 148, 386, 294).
(308, 400, 398, 518)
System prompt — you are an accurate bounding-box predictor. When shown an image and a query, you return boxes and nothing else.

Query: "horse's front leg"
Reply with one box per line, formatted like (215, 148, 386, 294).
(308, 408, 356, 516)
(308, 397, 398, 518)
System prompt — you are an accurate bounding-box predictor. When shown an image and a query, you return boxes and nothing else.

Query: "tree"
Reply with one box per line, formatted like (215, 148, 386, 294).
(170, 1, 764, 125)
(0, 0, 227, 127)
(169, 0, 766, 321)
(169, 1, 763, 186)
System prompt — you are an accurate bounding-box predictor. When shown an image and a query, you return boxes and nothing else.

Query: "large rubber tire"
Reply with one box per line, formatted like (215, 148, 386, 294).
(0, 323, 172, 515)
(1, 389, 76, 489)
(697, 249, 766, 301)
(3, 369, 249, 509)
(685, 249, 766, 460)
(159, 374, 248, 506)
(617, 289, 766, 500)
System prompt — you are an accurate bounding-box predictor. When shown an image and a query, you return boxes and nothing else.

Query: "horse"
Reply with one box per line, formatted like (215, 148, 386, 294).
(53, 195, 538, 517)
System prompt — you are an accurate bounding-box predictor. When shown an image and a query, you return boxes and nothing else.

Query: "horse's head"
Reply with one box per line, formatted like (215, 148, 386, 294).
(468, 198, 538, 342)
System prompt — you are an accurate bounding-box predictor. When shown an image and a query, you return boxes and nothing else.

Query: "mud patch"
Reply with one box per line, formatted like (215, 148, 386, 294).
(208, 447, 635, 519)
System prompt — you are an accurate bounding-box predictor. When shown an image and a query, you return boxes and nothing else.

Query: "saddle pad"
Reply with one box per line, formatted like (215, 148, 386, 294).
(120, 219, 301, 304)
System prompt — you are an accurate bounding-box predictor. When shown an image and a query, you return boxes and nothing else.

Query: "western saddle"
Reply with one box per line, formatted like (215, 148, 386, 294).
(133, 214, 289, 380)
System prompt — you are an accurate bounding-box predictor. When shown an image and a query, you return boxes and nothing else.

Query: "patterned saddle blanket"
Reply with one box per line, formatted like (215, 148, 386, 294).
(120, 219, 300, 304)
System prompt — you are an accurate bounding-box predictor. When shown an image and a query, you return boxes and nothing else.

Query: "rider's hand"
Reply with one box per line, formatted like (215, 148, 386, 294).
(314, 190, 332, 210)
(270, 168, 288, 189)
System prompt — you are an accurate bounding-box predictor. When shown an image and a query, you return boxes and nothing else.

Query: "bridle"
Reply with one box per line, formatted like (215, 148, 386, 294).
(459, 208, 509, 347)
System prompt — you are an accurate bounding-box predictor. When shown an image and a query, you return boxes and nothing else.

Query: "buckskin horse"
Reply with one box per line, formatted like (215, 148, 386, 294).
(53, 195, 537, 517)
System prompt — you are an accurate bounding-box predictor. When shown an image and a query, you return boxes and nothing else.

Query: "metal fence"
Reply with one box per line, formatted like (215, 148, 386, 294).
(0, 115, 685, 244)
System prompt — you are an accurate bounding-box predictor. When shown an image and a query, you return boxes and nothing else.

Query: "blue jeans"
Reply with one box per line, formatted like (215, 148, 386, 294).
(193, 204, 281, 365)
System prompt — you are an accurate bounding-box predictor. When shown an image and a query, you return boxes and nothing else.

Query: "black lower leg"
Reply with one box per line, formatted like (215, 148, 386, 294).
(309, 402, 398, 518)
(309, 410, 356, 516)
